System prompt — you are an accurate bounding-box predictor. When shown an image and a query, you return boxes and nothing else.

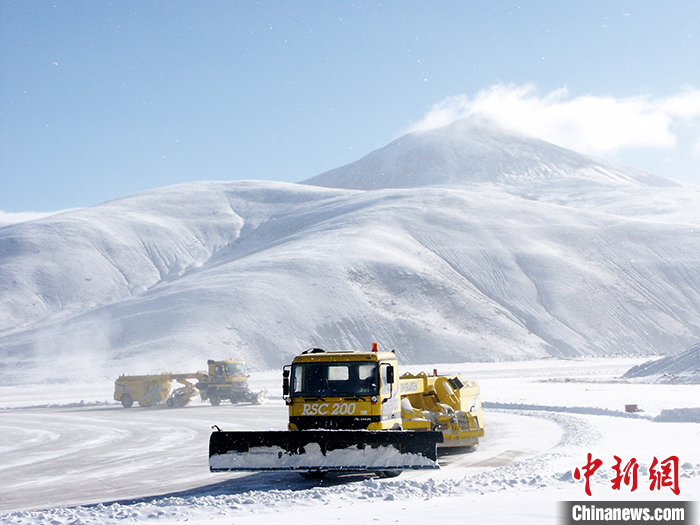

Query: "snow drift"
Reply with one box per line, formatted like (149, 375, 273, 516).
(2, 116, 700, 384)
(623, 343, 700, 384)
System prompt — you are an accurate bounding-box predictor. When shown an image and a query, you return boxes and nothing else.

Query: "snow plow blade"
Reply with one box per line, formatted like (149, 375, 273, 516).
(209, 429, 443, 473)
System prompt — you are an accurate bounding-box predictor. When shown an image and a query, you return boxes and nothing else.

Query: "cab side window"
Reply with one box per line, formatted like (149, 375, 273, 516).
(380, 364, 392, 396)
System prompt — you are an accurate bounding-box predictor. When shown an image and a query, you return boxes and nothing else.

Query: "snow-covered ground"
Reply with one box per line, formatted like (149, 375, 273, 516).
(2, 357, 698, 524)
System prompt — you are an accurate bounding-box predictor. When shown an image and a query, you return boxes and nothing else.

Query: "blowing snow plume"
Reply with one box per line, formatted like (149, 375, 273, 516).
(2, 117, 700, 384)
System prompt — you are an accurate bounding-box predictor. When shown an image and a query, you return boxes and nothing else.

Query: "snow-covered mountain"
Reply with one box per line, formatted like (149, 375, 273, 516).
(302, 115, 677, 191)
(2, 116, 700, 384)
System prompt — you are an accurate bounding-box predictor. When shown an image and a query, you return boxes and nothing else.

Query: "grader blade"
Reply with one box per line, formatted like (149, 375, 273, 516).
(209, 430, 443, 473)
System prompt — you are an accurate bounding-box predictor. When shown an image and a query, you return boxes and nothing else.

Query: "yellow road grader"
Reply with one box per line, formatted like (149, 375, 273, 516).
(114, 359, 265, 408)
(209, 344, 484, 477)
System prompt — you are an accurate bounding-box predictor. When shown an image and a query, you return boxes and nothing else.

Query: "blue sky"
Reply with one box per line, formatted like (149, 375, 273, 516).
(1, 1, 700, 214)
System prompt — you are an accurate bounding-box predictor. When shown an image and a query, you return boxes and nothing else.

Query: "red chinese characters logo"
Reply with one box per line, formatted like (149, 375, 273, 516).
(574, 453, 603, 497)
(574, 454, 681, 496)
(649, 455, 680, 496)
(611, 455, 639, 492)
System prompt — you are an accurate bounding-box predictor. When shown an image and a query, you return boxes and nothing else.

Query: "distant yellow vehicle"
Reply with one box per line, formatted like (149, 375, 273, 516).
(114, 359, 265, 408)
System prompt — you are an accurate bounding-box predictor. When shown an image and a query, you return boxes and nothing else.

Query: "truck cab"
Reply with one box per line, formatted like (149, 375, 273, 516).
(208, 359, 249, 384)
(283, 346, 401, 431)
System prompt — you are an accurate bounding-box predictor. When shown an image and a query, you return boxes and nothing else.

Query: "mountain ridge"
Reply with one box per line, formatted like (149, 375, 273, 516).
(1, 119, 699, 384)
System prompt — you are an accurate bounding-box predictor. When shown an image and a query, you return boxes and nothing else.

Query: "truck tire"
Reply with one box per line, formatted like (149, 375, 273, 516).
(120, 394, 134, 408)
(377, 469, 402, 478)
(299, 470, 326, 480)
(209, 392, 220, 406)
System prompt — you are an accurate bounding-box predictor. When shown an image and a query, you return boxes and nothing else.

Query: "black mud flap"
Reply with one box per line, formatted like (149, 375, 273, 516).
(209, 429, 443, 472)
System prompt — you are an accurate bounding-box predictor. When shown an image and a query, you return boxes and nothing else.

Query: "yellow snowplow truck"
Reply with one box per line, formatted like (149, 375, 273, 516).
(114, 359, 265, 408)
(209, 344, 484, 477)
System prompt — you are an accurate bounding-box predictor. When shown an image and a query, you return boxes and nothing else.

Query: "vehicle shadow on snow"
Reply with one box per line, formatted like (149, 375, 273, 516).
(90, 470, 381, 509)
(92, 446, 482, 510)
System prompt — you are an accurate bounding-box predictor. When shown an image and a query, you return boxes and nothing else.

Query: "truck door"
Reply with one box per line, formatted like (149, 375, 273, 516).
(380, 362, 401, 427)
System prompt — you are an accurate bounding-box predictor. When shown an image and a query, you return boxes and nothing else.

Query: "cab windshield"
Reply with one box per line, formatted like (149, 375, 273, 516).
(291, 362, 378, 397)
(225, 362, 247, 376)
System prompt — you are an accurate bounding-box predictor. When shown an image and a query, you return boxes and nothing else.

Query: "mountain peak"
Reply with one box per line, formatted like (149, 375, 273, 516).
(302, 115, 677, 191)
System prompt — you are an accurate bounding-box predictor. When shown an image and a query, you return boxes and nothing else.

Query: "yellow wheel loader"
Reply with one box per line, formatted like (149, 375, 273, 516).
(196, 359, 266, 406)
(113, 359, 265, 408)
(209, 344, 484, 477)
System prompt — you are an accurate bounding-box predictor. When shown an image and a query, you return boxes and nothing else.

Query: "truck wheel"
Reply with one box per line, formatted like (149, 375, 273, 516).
(209, 392, 220, 406)
(377, 469, 402, 478)
(300, 470, 326, 480)
(120, 394, 133, 408)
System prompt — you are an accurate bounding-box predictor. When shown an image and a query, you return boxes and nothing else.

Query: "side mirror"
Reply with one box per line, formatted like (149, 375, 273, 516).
(282, 368, 290, 397)
(386, 365, 395, 385)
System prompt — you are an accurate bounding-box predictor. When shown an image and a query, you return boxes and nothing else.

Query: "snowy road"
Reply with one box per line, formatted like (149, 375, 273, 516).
(2, 359, 698, 524)
(0, 401, 277, 513)
(0, 400, 560, 513)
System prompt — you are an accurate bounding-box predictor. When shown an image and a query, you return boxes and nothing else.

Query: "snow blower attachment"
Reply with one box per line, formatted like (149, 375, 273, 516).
(209, 344, 484, 477)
